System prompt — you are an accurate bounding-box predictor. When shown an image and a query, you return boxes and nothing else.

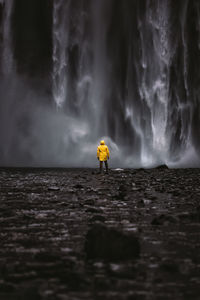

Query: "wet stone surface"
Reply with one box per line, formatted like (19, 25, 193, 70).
(0, 167, 200, 299)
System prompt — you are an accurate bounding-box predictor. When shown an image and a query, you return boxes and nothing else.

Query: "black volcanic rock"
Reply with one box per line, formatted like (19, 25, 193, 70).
(155, 164, 169, 170)
(1, 168, 200, 299)
(85, 224, 140, 261)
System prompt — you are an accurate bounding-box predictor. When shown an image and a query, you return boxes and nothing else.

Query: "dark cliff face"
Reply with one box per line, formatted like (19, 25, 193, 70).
(11, 0, 53, 89)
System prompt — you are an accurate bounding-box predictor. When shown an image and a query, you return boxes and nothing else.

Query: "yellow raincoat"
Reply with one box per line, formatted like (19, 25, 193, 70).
(97, 140, 110, 161)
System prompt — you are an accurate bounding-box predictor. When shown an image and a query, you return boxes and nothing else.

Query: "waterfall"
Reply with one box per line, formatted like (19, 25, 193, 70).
(49, 0, 200, 167)
(0, 0, 200, 167)
(51, 0, 175, 166)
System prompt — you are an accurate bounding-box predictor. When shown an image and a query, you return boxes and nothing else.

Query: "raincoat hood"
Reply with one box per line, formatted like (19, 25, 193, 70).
(100, 140, 105, 145)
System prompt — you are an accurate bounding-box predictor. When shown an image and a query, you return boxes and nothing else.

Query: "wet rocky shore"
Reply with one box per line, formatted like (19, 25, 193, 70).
(0, 167, 200, 300)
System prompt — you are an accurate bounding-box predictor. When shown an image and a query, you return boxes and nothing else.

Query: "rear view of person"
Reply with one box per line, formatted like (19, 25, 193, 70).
(97, 140, 110, 174)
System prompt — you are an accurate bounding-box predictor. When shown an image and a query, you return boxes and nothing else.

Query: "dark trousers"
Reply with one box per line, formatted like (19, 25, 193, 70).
(100, 160, 108, 173)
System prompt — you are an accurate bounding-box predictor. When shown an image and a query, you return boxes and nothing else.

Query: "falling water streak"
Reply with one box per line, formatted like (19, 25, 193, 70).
(135, 0, 171, 165)
(89, 0, 111, 135)
(76, 6, 91, 114)
(52, 0, 71, 108)
(181, 0, 189, 98)
(180, 0, 192, 148)
(0, 0, 16, 164)
(197, 4, 200, 52)
(150, 1, 169, 159)
(138, 27, 153, 166)
(1, 0, 14, 75)
(153, 1, 169, 147)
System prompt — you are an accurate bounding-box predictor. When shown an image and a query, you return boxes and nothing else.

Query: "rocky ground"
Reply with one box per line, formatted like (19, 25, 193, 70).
(0, 167, 200, 300)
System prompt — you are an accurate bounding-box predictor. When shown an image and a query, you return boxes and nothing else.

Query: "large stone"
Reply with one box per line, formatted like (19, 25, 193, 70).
(85, 224, 140, 261)
(155, 164, 169, 170)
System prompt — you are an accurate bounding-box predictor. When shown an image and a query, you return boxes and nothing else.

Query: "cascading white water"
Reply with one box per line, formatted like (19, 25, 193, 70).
(51, 0, 175, 167)
(0, 0, 200, 167)
(137, 0, 171, 165)
(51, 0, 120, 166)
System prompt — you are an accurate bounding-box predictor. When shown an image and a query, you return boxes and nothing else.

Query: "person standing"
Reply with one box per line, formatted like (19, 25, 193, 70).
(97, 140, 110, 174)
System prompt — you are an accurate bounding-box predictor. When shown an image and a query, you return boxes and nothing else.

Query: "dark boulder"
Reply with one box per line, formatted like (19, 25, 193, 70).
(155, 164, 169, 170)
(84, 224, 140, 261)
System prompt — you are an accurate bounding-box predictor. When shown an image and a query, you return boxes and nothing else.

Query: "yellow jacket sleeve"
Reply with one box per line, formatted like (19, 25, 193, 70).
(97, 146, 100, 158)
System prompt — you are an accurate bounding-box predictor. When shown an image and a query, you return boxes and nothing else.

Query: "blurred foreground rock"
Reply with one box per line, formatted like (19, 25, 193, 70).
(85, 224, 140, 261)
